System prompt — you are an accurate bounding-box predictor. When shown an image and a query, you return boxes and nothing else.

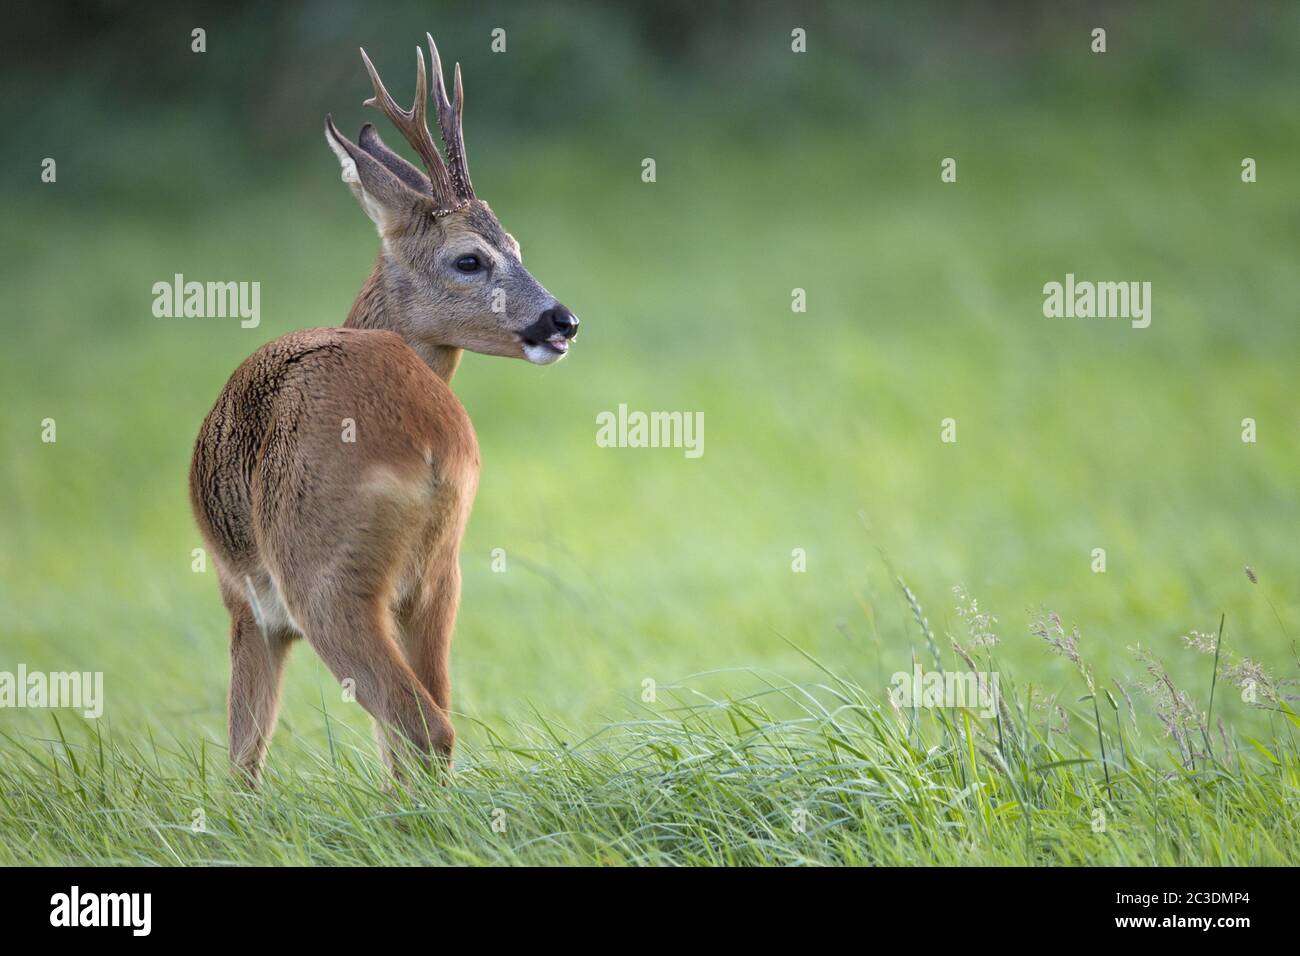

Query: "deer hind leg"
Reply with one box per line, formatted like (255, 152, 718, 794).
(255, 395, 471, 777)
(294, 588, 454, 773)
(270, 480, 457, 775)
(225, 587, 294, 785)
(396, 576, 458, 715)
(396, 505, 469, 714)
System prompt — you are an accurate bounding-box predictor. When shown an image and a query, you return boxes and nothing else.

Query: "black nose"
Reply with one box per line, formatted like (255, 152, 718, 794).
(540, 305, 579, 339)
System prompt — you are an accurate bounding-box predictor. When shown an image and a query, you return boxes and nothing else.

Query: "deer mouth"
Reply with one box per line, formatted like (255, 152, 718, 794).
(540, 334, 570, 354)
(519, 333, 573, 365)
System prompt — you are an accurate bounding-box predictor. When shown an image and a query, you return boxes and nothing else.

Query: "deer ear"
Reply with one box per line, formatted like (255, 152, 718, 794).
(357, 123, 433, 197)
(324, 115, 423, 232)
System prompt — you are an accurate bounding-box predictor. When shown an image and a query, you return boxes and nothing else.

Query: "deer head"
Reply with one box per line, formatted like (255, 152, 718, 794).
(325, 34, 578, 366)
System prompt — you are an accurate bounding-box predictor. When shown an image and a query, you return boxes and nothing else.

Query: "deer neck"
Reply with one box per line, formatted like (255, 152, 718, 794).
(344, 254, 464, 383)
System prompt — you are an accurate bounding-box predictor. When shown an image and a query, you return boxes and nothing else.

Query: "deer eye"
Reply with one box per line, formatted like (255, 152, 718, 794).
(454, 254, 483, 273)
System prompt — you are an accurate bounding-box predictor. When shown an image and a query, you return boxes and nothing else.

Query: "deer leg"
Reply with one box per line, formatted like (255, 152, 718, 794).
(398, 549, 461, 714)
(292, 590, 454, 772)
(256, 426, 468, 777)
(227, 599, 293, 785)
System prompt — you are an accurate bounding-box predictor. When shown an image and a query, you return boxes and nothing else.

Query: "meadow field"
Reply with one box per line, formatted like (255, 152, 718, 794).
(0, 3, 1297, 865)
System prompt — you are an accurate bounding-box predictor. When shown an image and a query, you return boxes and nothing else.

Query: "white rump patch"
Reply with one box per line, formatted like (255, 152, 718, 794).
(244, 572, 302, 638)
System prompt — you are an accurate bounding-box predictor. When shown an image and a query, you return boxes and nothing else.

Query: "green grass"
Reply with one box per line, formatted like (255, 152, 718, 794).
(2, 89, 1298, 864)
(2, 630, 1297, 865)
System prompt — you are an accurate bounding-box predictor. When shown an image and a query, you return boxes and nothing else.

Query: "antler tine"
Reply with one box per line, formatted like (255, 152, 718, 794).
(358, 45, 457, 206)
(427, 34, 475, 200)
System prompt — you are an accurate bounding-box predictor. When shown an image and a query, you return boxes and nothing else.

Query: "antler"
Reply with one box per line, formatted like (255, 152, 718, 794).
(358, 45, 462, 211)
(427, 34, 475, 201)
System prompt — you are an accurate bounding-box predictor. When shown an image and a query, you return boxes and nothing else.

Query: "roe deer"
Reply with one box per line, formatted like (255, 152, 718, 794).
(189, 34, 579, 784)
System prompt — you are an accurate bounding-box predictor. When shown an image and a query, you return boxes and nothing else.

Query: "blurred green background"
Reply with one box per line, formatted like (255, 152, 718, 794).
(2, 1, 1297, 756)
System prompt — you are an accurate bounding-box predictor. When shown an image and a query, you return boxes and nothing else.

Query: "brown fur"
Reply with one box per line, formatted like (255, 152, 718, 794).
(191, 42, 572, 783)
(191, 328, 477, 780)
